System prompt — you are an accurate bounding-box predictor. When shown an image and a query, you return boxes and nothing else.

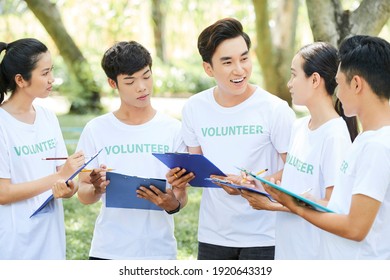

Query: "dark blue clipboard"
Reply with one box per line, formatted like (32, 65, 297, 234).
(204, 177, 275, 201)
(30, 149, 103, 218)
(105, 172, 166, 211)
(152, 153, 226, 188)
(238, 168, 335, 213)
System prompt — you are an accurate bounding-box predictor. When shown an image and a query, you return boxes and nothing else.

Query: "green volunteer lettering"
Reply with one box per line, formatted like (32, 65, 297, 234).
(286, 153, 314, 175)
(13, 138, 57, 156)
(201, 125, 264, 137)
(340, 160, 348, 174)
(105, 144, 170, 155)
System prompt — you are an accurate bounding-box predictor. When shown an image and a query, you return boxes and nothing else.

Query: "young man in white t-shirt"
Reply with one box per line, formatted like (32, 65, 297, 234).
(169, 18, 295, 260)
(76, 41, 188, 260)
(265, 35, 390, 259)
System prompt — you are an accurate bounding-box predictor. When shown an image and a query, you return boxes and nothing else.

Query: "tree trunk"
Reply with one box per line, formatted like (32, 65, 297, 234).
(25, 0, 103, 114)
(306, 0, 390, 46)
(252, 0, 390, 105)
(151, 0, 167, 63)
(252, 0, 299, 105)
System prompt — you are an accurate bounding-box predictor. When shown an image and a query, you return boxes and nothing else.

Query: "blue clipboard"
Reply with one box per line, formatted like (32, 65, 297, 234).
(105, 172, 166, 211)
(238, 168, 335, 213)
(30, 149, 103, 218)
(204, 177, 275, 201)
(152, 153, 226, 188)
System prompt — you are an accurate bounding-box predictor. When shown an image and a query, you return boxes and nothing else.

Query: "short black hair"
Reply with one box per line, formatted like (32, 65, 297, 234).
(101, 41, 152, 83)
(339, 35, 390, 100)
(197, 18, 251, 64)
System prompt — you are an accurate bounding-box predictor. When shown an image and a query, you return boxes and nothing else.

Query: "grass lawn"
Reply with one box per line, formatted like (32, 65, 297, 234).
(58, 114, 200, 260)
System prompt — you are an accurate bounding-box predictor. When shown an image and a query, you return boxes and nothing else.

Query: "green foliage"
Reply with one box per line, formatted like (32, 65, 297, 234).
(54, 52, 215, 99)
(2, 0, 259, 103)
(153, 57, 215, 96)
(175, 187, 202, 259)
(64, 197, 101, 259)
(52, 56, 78, 95)
(58, 114, 96, 153)
(52, 56, 104, 114)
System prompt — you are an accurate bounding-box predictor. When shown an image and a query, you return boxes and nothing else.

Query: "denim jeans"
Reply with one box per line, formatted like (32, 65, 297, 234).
(197, 242, 275, 260)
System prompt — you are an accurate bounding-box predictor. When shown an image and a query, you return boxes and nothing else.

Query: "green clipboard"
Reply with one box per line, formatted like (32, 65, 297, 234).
(238, 167, 335, 213)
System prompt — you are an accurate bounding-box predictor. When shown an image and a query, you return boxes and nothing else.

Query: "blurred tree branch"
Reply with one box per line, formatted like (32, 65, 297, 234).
(306, 0, 390, 46)
(25, 0, 103, 114)
(252, 0, 390, 105)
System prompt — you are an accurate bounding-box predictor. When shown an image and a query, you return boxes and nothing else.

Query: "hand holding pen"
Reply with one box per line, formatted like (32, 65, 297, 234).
(240, 168, 268, 184)
(57, 151, 85, 180)
(299, 187, 316, 202)
(89, 164, 111, 195)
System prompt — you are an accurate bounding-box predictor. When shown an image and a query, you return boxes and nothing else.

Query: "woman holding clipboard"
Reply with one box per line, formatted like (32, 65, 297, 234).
(0, 38, 84, 259)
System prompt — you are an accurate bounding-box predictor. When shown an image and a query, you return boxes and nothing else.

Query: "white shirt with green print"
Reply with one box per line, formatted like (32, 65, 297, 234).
(76, 111, 186, 260)
(322, 126, 390, 259)
(0, 105, 68, 260)
(276, 116, 351, 260)
(181, 86, 296, 248)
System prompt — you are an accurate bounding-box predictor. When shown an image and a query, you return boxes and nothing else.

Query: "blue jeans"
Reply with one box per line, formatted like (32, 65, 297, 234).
(197, 242, 275, 260)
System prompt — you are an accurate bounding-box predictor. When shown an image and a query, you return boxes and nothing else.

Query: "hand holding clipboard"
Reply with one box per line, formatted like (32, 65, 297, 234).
(30, 149, 103, 218)
(238, 167, 335, 213)
(152, 153, 226, 188)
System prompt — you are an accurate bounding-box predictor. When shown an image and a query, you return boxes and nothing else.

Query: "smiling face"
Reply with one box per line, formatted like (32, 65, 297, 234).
(203, 36, 252, 97)
(19, 51, 54, 100)
(109, 66, 153, 109)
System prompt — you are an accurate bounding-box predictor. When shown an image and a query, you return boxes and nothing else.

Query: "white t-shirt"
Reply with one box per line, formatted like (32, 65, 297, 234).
(321, 126, 390, 259)
(0, 105, 68, 260)
(276, 116, 351, 259)
(181, 86, 295, 247)
(76, 111, 186, 260)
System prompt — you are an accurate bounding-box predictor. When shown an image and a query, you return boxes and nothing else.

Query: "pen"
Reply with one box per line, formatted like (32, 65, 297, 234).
(41, 156, 94, 160)
(240, 168, 252, 183)
(240, 168, 268, 183)
(256, 168, 268, 175)
(41, 157, 68, 160)
(301, 187, 312, 195)
(80, 168, 114, 173)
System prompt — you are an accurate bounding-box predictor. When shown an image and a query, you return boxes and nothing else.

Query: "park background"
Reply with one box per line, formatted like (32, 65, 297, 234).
(1, 0, 390, 259)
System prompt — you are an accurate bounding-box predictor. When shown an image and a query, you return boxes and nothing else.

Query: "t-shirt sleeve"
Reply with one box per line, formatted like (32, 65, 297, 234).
(270, 102, 296, 154)
(76, 122, 100, 169)
(181, 100, 200, 148)
(173, 127, 187, 153)
(352, 142, 390, 202)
